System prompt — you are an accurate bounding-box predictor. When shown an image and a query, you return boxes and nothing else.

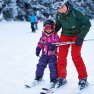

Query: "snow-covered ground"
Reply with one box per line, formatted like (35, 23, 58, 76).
(0, 20, 94, 94)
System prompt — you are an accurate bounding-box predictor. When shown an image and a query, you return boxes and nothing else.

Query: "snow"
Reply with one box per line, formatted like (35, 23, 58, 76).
(0, 20, 94, 94)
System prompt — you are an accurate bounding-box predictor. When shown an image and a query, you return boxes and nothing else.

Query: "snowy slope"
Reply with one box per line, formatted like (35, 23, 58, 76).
(0, 20, 94, 94)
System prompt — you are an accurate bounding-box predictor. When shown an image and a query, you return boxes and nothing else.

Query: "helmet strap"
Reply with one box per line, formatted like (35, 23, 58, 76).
(44, 30, 54, 35)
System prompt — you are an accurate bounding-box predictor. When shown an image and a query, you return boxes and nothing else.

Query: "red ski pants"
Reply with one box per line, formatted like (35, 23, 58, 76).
(57, 35, 88, 80)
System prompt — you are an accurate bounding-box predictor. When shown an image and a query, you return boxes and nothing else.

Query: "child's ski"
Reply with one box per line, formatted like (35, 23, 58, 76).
(25, 82, 39, 88)
(40, 82, 68, 94)
(25, 80, 44, 88)
(40, 87, 56, 94)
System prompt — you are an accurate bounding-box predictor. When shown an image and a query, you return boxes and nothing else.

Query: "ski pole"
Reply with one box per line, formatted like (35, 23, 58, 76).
(53, 39, 94, 46)
(53, 41, 75, 46)
(84, 39, 94, 42)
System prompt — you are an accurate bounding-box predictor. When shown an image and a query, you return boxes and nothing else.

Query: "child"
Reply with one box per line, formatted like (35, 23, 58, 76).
(34, 19, 59, 88)
(29, 14, 37, 32)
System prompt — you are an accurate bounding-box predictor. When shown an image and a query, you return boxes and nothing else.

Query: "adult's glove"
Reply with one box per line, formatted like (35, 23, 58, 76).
(46, 42, 56, 51)
(36, 47, 41, 56)
(75, 38, 84, 46)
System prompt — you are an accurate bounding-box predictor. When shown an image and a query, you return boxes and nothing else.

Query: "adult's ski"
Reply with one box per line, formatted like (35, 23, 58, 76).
(71, 83, 94, 94)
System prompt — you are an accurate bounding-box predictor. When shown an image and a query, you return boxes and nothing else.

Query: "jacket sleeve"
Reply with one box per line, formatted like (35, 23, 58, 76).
(55, 13, 62, 33)
(75, 9, 91, 39)
(54, 32, 60, 43)
(37, 34, 44, 49)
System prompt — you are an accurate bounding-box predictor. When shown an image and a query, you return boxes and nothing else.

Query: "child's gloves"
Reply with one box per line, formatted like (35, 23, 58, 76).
(75, 38, 83, 46)
(36, 47, 41, 56)
(46, 42, 56, 51)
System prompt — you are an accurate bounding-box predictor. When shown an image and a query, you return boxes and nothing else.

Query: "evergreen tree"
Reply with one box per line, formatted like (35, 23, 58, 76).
(0, 0, 94, 21)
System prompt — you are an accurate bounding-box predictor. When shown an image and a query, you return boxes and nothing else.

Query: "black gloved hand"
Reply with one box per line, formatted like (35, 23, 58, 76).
(75, 38, 84, 46)
(46, 42, 56, 51)
(36, 47, 41, 56)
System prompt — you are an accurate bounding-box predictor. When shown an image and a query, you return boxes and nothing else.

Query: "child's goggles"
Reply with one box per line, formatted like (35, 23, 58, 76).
(53, 1, 65, 10)
(44, 24, 55, 30)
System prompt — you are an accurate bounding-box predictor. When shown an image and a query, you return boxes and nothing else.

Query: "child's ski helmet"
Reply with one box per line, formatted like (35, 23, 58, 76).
(43, 19, 55, 26)
(43, 19, 55, 34)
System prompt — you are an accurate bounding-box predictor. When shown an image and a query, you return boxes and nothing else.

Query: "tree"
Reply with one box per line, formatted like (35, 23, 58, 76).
(0, 0, 94, 21)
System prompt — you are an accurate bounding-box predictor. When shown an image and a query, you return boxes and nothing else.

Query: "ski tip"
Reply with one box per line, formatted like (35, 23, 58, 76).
(24, 85, 31, 88)
(40, 92, 46, 94)
(42, 88, 49, 90)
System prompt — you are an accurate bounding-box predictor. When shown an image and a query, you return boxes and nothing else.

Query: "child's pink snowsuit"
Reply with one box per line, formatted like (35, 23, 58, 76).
(37, 31, 59, 56)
